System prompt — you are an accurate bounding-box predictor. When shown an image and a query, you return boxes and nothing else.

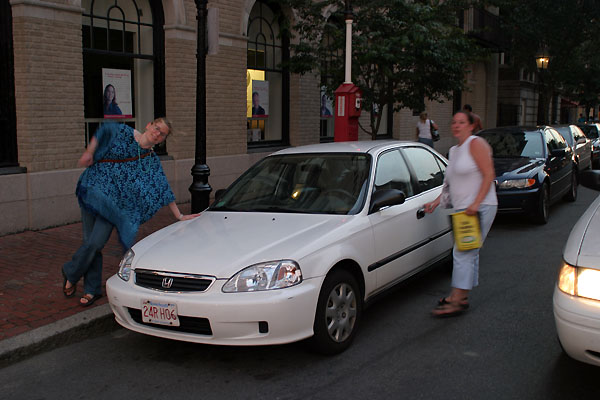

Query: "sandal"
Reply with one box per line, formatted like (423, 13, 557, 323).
(431, 302, 466, 318)
(62, 268, 76, 298)
(80, 293, 102, 307)
(438, 296, 469, 309)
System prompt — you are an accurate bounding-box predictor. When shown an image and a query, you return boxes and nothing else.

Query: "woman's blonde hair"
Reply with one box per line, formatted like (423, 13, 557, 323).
(153, 117, 173, 136)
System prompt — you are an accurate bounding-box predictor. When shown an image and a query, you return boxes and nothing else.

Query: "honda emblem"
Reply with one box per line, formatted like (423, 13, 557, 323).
(162, 277, 174, 289)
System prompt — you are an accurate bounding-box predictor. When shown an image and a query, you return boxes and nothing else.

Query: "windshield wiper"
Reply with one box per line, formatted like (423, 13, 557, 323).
(208, 205, 240, 212)
(246, 206, 296, 213)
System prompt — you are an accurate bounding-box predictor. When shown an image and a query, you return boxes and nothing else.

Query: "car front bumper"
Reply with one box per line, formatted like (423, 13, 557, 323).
(553, 286, 600, 366)
(496, 187, 540, 214)
(106, 273, 324, 346)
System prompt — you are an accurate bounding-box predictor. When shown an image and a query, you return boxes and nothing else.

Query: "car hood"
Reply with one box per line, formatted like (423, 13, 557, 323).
(564, 194, 600, 270)
(131, 211, 355, 278)
(494, 157, 543, 178)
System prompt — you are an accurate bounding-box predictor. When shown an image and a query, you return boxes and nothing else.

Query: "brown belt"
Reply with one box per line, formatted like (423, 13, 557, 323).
(97, 151, 154, 163)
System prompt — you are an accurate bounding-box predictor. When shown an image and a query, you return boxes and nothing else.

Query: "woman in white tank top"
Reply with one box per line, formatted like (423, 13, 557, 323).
(423, 111, 497, 317)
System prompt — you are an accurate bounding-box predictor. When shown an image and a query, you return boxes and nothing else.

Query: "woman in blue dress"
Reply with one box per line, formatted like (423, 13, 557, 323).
(62, 118, 200, 306)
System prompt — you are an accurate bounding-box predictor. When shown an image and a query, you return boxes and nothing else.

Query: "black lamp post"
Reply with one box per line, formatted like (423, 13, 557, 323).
(535, 49, 550, 125)
(190, 0, 212, 213)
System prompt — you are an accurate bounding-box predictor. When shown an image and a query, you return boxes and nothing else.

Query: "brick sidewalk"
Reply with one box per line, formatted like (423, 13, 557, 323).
(0, 203, 191, 341)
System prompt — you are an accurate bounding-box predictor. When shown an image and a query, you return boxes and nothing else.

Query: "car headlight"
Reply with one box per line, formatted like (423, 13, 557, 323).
(118, 249, 135, 281)
(498, 178, 536, 189)
(557, 262, 600, 301)
(222, 260, 302, 292)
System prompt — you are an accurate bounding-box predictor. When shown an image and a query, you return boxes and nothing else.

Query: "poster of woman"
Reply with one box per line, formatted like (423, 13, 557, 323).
(320, 86, 333, 117)
(102, 68, 132, 118)
(251, 80, 269, 117)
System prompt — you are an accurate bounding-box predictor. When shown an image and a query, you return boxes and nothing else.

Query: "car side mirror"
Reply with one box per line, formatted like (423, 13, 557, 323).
(579, 170, 600, 191)
(369, 189, 406, 213)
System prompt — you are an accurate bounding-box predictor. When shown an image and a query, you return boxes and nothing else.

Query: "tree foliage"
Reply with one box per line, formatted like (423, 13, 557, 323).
(283, 0, 491, 138)
(499, 0, 600, 120)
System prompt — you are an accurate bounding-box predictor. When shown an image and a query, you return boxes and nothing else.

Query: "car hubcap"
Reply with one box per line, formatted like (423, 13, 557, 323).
(325, 282, 357, 343)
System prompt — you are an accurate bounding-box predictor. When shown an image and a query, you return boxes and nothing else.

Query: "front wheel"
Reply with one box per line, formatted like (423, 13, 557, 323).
(533, 183, 550, 224)
(310, 269, 362, 355)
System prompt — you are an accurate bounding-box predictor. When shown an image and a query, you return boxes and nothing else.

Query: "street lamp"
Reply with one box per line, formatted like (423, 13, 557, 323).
(189, 0, 212, 213)
(536, 48, 550, 124)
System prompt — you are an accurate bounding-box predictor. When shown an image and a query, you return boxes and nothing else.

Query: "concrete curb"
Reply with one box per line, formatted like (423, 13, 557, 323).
(0, 304, 117, 367)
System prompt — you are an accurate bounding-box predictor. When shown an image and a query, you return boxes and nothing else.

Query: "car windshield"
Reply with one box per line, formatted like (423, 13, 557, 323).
(209, 153, 371, 215)
(555, 127, 574, 146)
(578, 124, 599, 139)
(478, 130, 544, 158)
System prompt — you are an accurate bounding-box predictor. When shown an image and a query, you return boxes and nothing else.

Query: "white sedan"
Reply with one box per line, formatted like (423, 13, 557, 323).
(554, 170, 600, 366)
(107, 141, 453, 354)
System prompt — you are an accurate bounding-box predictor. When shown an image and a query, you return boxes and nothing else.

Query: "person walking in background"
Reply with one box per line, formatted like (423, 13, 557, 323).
(423, 111, 497, 317)
(463, 104, 483, 132)
(61, 118, 200, 306)
(416, 111, 438, 148)
(578, 113, 586, 123)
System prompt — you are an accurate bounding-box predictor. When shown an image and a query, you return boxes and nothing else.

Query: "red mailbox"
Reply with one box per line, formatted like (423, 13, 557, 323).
(334, 83, 362, 142)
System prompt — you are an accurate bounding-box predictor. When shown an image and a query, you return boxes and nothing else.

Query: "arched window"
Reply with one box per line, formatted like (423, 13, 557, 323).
(82, 0, 165, 152)
(246, 1, 289, 146)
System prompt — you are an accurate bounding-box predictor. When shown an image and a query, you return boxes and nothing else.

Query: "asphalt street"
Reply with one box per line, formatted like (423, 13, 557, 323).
(1, 188, 599, 400)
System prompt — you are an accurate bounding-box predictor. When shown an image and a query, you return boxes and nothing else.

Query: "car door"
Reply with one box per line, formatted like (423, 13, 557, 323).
(571, 125, 592, 170)
(544, 128, 572, 201)
(368, 147, 452, 291)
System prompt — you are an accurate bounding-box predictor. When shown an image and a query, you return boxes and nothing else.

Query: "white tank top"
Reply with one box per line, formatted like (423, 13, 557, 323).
(446, 135, 497, 209)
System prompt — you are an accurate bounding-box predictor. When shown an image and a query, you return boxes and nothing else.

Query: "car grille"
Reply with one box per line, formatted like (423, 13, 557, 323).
(134, 269, 215, 292)
(127, 308, 212, 335)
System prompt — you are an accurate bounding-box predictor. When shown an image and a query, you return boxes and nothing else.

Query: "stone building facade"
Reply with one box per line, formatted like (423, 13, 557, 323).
(0, 0, 498, 235)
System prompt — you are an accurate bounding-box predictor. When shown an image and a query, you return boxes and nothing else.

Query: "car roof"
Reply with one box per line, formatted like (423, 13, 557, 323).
(272, 140, 420, 156)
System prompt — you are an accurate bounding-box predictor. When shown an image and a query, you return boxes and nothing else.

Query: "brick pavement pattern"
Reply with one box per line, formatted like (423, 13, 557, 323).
(0, 204, 191, 341)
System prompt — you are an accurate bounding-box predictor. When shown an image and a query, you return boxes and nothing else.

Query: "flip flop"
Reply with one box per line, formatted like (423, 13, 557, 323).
(80, 293, 102, 307)
(437, 296, 469, 309)
(62, 268, 76, 298)
(431, 302, 466, 318)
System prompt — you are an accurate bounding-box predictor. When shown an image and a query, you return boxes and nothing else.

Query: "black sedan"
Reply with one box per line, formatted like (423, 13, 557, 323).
(552, 124, 592, 172)
(577, 123, 600, 168)
(478, 126, 577, 223)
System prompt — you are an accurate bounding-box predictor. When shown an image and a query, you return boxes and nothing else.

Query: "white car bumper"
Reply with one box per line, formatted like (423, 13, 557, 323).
(553, 286, 600, 366)
(106, 274, 324, 346)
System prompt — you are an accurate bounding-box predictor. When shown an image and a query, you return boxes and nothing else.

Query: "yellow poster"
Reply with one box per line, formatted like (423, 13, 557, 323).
(450, 211, 482, 251)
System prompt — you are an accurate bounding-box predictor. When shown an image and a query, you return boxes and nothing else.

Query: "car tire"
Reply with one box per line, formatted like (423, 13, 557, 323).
(564, 169, 577, 202)
(533, 183, 549, 224)
(310, 269, 362, 355)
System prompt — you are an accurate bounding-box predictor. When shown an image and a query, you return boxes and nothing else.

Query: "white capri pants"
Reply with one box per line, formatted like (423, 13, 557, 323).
(451, 204, 497, 290)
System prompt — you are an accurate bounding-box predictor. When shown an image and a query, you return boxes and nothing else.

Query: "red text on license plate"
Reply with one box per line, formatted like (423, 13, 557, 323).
(141, 300, 179, 326)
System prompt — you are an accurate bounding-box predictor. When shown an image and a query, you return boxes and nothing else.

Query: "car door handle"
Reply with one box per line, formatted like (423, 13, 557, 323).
(416, 208, 425, 219)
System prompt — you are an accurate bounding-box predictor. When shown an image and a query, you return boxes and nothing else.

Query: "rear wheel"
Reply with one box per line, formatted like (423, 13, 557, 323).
(310, 269, 362, 355)
(533, 183, 549, 224)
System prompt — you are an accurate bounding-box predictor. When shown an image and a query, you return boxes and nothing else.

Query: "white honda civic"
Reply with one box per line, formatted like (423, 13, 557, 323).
(107, 140, 453, 354)
(554, 170, 600, 366)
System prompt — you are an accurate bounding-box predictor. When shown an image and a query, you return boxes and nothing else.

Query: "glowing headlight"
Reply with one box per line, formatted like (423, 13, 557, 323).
(222, 260, 302, 292)
(498, 178, 536, 189)
(118, 249, 135, 281)
(557, 262, 600, 301)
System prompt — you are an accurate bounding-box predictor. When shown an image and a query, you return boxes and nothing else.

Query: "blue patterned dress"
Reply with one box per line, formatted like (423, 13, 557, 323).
(76, 123, 175, 249)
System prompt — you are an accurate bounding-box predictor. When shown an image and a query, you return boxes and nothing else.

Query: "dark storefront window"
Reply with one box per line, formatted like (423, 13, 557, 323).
(82, 0, 165, 153)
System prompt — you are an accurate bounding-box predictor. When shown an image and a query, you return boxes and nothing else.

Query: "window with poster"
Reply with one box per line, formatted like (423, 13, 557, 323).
(81, 0, 166, 154)
(247, 1, 289, 147)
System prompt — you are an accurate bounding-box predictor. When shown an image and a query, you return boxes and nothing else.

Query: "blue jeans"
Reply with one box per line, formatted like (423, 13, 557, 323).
(63, 208, 114, 296)
(418, 137, 434, 148)
(451, 204, 497, 290)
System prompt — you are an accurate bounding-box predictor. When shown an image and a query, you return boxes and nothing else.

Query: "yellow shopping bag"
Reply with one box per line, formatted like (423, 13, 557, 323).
(450, 211, 482, 251)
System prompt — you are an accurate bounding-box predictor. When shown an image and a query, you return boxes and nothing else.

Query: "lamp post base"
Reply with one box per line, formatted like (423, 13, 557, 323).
(189, 163, 212, 213)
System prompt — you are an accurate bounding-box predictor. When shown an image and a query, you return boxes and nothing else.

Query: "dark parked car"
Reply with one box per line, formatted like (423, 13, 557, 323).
(577, 123, 600, 168)
(552, 124, 592, 172)
(478, 126, 577, 223)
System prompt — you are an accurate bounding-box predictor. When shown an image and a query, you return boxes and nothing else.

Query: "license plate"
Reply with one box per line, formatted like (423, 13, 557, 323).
(141, 300, 180, 327)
